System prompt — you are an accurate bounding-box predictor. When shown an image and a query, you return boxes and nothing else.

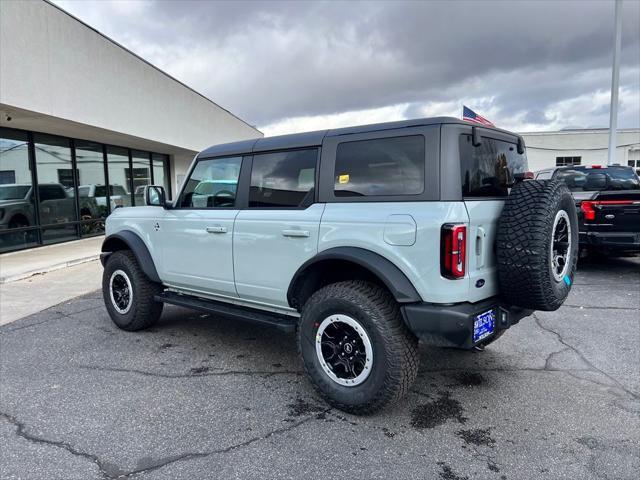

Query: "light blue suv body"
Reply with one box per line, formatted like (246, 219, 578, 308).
(101, 117, 546, 413)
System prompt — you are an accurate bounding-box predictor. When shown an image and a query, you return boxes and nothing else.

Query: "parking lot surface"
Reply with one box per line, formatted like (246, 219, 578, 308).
(1, 256, 639, 480)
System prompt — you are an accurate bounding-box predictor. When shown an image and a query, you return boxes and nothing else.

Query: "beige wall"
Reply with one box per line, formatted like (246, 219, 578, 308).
(0, 0, 262, 193)
(521, 129, 640, 172)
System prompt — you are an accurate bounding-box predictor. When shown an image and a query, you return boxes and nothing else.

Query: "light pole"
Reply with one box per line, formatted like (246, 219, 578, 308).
(608, 0, 623, 165)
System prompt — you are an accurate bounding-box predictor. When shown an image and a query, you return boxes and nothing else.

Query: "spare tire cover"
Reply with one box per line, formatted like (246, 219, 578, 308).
(496, 180, 578, 311)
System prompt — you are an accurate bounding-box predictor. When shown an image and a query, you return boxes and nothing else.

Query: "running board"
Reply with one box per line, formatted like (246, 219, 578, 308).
(155, 291, 298, 333)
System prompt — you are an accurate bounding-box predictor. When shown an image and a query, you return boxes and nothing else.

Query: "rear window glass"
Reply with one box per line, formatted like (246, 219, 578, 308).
(249, 149, 317, 208)
(334, 135, 425, 197)
(459, 135, 527, 197)
(555, 168, 640, 191)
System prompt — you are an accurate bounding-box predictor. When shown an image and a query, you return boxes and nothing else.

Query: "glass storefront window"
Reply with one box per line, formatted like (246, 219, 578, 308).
(0, 128, 38, 252)
(130, 150, 151, 206)
(75, 140, 107, 236)
(152, 153, 170, 198)
(106, 146, 132, 209)
(0, 127, 173, 252)
(33, 134, 78, 245)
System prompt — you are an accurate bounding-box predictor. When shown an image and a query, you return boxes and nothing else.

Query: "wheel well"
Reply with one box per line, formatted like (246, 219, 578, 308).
(101, 237, 130, 253)
(289, 259, 390, 311)
(8, 214, 29, 227)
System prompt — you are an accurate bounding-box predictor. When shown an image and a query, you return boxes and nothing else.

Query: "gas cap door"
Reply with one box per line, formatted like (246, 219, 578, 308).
(383, 214, 417, 246)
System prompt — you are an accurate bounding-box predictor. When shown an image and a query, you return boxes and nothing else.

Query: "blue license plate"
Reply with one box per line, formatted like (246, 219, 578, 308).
(473, 309, 495, 343)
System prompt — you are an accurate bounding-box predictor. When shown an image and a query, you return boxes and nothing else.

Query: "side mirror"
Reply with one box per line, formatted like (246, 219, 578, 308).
(517, 136, 525, 155)
(144, 185, 166, 207)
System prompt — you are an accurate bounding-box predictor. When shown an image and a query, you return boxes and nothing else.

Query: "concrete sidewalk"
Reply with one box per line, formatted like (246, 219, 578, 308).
(0, 236, 104, 325)
(0, 236, 103, 284)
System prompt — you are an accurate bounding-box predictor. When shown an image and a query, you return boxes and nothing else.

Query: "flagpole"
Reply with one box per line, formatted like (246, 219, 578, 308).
(608, 0, 623, 165)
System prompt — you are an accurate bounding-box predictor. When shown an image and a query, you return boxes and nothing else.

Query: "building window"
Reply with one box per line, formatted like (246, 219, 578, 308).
(556, 156, 581, 166)
(0, 126, 173, 253)
(0, 170, 16, 184)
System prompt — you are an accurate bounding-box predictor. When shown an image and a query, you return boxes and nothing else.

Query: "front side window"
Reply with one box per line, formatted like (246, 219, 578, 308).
(180, 156, 242, 208)
(334, 135, 425, 197)
(459, 135, 527, 197)
(249, 149, 317, 208)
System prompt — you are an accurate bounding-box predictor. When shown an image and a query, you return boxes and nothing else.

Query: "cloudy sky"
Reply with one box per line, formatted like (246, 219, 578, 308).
(53, 0, 639, 136)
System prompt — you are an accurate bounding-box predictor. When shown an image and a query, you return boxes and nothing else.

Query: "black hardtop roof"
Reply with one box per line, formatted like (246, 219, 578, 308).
(198, 116, 519, 158)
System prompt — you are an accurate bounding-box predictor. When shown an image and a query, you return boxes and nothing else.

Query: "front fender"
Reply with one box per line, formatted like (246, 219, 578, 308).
(101, 230, 161, 283)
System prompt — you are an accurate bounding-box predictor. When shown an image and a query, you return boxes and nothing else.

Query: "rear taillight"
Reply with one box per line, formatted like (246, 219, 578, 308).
(581, 200, 635, 222)
(441, 224, 466, 279)
(580, 201, 596, 221)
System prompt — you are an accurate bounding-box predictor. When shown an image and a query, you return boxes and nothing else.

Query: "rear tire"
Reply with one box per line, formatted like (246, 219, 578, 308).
(102, 250, 163, 331)
(496, 180, 579, 311)
(298, 281, 418, 414)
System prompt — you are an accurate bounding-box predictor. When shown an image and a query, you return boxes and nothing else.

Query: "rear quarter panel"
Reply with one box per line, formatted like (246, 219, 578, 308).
(319, 202, 471, 303)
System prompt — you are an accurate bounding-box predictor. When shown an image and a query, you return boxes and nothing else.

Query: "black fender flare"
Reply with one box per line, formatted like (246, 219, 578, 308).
(287, 247, 422, 307)
(100, 231, 161, 283)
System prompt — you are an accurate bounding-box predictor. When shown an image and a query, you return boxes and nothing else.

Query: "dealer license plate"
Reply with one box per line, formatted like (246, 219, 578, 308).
(473, 309, 495, 343)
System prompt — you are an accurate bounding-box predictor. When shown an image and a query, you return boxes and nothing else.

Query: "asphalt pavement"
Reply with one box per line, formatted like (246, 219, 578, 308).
(1, 255, 638, 480)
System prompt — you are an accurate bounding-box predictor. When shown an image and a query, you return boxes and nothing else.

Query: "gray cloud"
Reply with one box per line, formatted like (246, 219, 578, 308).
(54, 0, 640, 131)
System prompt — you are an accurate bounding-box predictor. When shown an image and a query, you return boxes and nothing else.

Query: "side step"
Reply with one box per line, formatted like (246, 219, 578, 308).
(155, 291, 298, 333)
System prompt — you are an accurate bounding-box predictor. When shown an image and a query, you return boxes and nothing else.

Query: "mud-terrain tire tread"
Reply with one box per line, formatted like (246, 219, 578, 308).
(102, 250, 163, 331)
(297, 280, 418, 415)
(496, 180, 578, 311)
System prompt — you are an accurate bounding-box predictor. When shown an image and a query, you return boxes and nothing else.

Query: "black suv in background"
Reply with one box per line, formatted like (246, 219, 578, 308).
(535, 165, 640, 255)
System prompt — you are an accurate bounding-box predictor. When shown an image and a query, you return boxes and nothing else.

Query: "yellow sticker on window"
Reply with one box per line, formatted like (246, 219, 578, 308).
(338, 174, 350, 184)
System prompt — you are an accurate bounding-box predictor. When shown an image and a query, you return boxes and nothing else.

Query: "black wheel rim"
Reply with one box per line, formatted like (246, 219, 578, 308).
(315, 314, 373, 386)
(109, 269, 132, 314)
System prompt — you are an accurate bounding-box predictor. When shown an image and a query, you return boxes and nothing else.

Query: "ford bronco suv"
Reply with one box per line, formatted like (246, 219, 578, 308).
(100, 117, 578, 414)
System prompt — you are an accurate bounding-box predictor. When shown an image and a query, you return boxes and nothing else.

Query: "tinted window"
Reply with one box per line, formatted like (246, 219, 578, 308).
(38, 184, 67, 201)
(180, 156, 242, 208)
(249, 149, 317, 208)
(555, 167, 640, 191)
(536, 171, 553, 180)
(334, 136, 424, 197)
(459, 135, 527, 197)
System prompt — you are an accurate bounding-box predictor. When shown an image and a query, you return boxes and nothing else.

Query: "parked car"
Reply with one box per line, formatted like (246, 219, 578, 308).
(0, 183, 76, 229)
(100, 117, 579, 413)
(535, 165, 640, 255)
(78, 184, 131, 213)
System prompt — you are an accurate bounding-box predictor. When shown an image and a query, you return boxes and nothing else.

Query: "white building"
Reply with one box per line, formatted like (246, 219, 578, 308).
(0, 0, 261, 253)
(520, 128, 640, 173)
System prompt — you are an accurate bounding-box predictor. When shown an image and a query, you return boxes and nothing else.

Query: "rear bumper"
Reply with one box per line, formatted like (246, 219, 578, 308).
(580, 231, 640, 251)
(401, 297, 533, 349)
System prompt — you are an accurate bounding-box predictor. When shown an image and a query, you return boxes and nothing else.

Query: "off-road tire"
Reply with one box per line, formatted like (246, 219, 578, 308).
(496, 180, 578, 311)
(102, 250, 163, 331)
(297, 280, 418, 414)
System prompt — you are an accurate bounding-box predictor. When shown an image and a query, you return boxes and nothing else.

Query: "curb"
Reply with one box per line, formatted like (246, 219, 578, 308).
(0, 255, 100, 284)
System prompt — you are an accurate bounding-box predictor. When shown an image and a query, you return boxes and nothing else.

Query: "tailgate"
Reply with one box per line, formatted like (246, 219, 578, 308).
(582, 190, 640, 233)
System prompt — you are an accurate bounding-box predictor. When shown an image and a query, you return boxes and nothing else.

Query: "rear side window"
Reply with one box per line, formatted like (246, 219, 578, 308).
(459, 135, 527, 197)
(249, 149, 317, 208)
(334, 135, 425, 197)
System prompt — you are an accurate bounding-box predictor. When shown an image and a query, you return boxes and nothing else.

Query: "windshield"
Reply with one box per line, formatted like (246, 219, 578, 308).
(555, 168, 640, 191)
(0, 185, 30, 200)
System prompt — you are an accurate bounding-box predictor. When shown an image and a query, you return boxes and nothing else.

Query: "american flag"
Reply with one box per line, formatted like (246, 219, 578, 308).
(462, 106, 495, 127)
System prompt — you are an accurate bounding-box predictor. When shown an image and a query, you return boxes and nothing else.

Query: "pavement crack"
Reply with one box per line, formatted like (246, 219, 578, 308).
(533, 313, 639, 400)
(76, 364, 303, 379)
(0, 411, 109, 479)
(561, 304, 640, 311)
(116, 409, 329, 478)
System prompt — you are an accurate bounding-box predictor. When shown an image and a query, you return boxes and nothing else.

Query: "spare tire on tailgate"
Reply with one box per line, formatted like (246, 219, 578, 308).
(496, 180, 578, 311)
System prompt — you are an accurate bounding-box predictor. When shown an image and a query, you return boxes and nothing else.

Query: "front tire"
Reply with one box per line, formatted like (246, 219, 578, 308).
(298, 281, 418, 414)
(102, 250, 163, 331)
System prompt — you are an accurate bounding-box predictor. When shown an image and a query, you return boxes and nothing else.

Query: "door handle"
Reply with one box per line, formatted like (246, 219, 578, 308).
(206, 226, 227, 234)
(476, 227, 486, 268)
(282, 229, 310, 238)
